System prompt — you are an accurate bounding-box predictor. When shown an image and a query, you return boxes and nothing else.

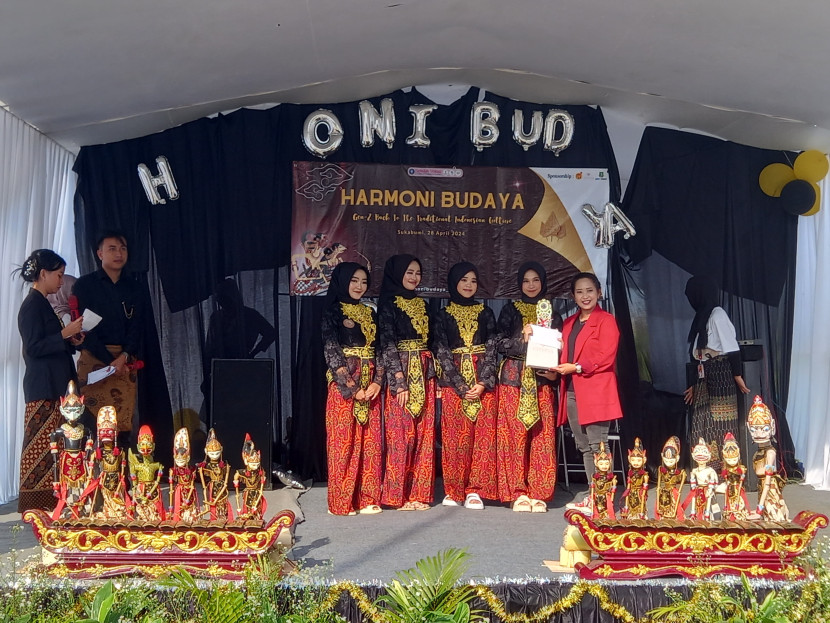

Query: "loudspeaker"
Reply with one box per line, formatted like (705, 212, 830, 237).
(210, 358, 274, 489)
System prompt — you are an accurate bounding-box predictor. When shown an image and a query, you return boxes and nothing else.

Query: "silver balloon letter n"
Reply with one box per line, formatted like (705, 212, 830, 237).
(137, 156, 179, 205)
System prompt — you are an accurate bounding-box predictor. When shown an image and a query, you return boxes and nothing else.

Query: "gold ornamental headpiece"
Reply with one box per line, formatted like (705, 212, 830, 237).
(97, 405, 117, 430)
(661, 435, 681, 459)
(59, 380, 84, 409)
(241, 433, 260, 464)
(722, 432, 740, 460)
(594, 441, 611, 463)
(628, 437, 646, 460)
(205, 428, 223, 453)
(174, 427, 190, 457)
(747, 395, 773, 427)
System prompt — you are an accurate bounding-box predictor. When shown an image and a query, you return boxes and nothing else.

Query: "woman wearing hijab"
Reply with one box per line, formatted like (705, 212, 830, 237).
(496, 262, 562, 512)
(322, 263, 384, 515)
(378, 254, 437, 511)
(16, 249, 85, 512)
(683, 275, 749, 471)
(432, 262, 499, 510)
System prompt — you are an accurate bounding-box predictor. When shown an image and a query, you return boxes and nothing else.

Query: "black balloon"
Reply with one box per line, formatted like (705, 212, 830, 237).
(779, 179, 815, 216)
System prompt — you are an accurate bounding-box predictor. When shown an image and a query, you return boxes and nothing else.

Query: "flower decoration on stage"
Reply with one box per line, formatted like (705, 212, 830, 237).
(759, 149, 828, 216)
(137, 156, 179, 205)
(302, 109, 344, 159)
(581, 202, 637, 248)
(359, 99, 396, 149)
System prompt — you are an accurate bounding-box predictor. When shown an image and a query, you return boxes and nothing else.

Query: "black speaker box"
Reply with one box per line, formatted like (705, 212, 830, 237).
(210, 358, 274, 489)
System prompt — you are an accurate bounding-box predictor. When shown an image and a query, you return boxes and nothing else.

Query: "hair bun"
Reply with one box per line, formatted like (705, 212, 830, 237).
(21, 256, 39, 282)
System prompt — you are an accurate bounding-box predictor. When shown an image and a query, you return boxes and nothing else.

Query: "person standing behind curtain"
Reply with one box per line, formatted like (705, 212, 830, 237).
(556, 272, 623, 513)
(682, 275, 749, 472)
(432, 262, 499, 510)
(72, 231, 143, 450)
(496, 262, 561, 513)
(378, 254, 437, 511)
(322, 263, 384, 516)
(16, 249, 85, 512)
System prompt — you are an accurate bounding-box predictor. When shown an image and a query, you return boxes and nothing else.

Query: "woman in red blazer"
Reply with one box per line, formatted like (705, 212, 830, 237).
(554, 272, 623, 501)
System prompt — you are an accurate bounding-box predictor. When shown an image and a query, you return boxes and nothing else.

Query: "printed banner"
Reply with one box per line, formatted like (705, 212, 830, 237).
(290, 162, 609, 298)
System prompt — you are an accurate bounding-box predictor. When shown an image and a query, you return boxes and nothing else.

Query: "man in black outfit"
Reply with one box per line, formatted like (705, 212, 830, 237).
(73, 231, 144, 449)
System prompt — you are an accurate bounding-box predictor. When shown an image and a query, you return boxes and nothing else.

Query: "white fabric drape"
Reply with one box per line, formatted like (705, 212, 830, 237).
(0, 108, 76, 504)
(787, 176, 830, 490)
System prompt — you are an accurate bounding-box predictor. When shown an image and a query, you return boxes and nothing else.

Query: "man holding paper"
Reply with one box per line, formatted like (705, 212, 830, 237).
(73, 231, 144, 448)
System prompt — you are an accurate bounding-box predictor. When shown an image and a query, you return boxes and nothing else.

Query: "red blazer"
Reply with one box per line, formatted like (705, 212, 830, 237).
(557, 307, 623, 426)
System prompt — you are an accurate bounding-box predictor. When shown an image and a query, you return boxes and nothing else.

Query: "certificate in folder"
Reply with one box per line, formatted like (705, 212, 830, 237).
(525, 325, 562, 369)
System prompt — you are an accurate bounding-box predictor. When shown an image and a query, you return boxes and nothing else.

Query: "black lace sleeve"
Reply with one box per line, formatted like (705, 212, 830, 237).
(322, 307, 357, 399)
(497, 302, 526, 358)
(378, 301, 407, 394)
(432, 309, 469, 396)
(369, 307, 386, 387)
(479, 307, 499, 390)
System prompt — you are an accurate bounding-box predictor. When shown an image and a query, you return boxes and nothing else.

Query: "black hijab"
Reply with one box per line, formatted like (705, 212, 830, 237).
(325, 262, 368, 307)
(685, 275, 720, 352)
(447, 261, 480, 306)
(517, 261, 547, 304)
(380, 254, 421, 302)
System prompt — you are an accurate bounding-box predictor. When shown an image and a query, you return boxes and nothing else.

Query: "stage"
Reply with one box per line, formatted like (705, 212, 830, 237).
(2, 480, 829, 621)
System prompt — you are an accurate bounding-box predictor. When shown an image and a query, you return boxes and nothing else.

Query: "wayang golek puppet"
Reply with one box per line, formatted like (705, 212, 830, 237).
(168, 427, 199, 522)
(681, 437, 719, 521)
(654, 436, 686, 521)
(720, 431, 750, 521)
(128, 425, 166, 521)
(50, 381, 94, 520)
(233, 434, 267, 521)
(619, 437, 648, 519)
(746, 395, 789, 521)
(84, 405, 132, 519)
(589, 442, 617, 520)
(197, 428, 233, 521)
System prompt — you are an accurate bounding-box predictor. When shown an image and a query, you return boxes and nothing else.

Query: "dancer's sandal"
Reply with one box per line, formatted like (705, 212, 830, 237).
(358, 504, 383, 515)
(512, 495, 532, 512)
(398, 501, 418, 511)
(530, 499, 547, 513)
(327, 509, 357, 516)
(442, 495, 460, 507)
(413, 501, 431, 511)
(464, 493, 484, 510)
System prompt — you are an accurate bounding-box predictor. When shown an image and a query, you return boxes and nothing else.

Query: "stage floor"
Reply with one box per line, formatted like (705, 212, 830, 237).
(2, 480, 829, 583)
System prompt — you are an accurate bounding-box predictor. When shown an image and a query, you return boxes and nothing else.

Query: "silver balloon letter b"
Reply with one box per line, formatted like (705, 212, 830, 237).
(471, 102, 500, 151)
(137, 156, 179, 205)
(359, 98, 396, 149)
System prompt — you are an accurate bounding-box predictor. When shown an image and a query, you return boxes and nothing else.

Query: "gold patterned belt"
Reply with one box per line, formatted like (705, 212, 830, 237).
(396, 340, 428, 351)
(451, 345, 486, 355)
(343, 346, 375, 359)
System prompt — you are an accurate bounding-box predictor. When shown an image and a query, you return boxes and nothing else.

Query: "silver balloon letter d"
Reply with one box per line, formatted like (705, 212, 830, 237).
(138, 156, 179, 205)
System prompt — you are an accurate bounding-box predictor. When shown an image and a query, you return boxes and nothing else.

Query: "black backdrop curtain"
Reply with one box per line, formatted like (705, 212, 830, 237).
(621, 127, 799, 474)
(74, 87, 623, 480)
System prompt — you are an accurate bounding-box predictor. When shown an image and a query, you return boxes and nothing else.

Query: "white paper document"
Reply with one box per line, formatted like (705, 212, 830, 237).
(525, 325, 562, 369)
(86, 365, 117, 385)
(82, 308, 103, 331)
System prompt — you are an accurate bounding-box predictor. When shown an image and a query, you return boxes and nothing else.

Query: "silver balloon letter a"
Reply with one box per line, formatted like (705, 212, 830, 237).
(137, 156, 179, 205)
(581, 202, 637, 248)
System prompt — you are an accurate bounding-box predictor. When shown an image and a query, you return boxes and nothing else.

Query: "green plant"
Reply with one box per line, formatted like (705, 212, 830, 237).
(375, 548, 483, 623)
(649, 575, 792, 623)
(160, 568, 246, 623)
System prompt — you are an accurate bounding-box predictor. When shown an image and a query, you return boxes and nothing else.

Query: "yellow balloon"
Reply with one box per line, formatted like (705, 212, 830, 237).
(794, 150, 829, 183)
(804, 182, 822, 216)
(759, 163, 795, 197)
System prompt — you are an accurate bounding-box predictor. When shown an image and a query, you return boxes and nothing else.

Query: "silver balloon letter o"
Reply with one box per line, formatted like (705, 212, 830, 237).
(303, 109, 344, 159)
